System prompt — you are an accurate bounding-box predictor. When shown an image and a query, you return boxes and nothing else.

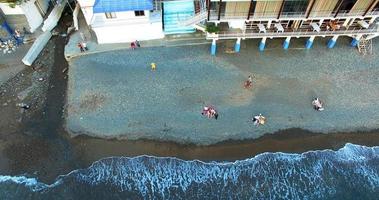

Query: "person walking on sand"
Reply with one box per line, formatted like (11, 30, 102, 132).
(244, 75, 253, 88)
(82, 42, 88, 51)
(135, 40, 141, 48)
(77, 42, 85, 52)
(151, 63, 156, 71)
(131, 42, 136, 50)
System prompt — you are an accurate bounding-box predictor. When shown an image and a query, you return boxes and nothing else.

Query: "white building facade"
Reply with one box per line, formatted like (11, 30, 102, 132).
(78, 0, 164, 43)
(0, 0, 49, 33)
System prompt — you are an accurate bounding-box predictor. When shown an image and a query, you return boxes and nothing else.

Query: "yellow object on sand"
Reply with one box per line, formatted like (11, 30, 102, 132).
(151, 63, 156, 70)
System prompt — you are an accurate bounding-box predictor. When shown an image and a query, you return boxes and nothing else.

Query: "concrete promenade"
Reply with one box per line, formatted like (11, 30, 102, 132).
(66, 37, 379, 145)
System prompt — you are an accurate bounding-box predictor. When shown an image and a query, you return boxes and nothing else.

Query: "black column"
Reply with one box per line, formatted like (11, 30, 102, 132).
(363, 0, 378, 16)
(218, 0, 222, 21)
(247, 0, 253, 20)
(277, 0, 286, 19)
(207, 0, 211, 21)
(161, 2, 164, 30)
(333, 0, 345, 18)
(306, 0, 316, 19)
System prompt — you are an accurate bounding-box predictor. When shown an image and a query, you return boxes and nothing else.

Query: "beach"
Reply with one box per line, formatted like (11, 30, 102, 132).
(66, 37, 379, 145)
(0, 17, 378, 198)
(0, 33, 378, 183)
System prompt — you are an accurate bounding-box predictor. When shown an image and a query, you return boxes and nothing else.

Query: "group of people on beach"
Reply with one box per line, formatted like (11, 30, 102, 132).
(131, 40, 141, 50)
(201, 75, 325, 126)
(77, 41, 88, 52)
(202, 106, 218, 120)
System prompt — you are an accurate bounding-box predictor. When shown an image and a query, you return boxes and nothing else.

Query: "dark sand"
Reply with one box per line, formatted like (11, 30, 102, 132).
(0, 15, 378, 183)
(72, 128, 379, 163)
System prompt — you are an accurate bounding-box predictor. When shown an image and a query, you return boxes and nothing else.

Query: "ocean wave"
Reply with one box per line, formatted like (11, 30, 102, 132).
(0, 143, 378, 199)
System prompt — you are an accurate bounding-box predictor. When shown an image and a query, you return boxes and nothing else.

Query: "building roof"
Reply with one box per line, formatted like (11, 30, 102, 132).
(93, 0, 153, 13)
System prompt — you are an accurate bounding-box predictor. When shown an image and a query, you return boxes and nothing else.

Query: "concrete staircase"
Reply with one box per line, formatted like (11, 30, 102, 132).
(178, 0, 207, 27)
(163, 0, 196, 34)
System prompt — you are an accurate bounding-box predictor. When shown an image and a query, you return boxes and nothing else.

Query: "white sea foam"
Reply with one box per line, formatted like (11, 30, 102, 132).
(0, 143, 378, 199)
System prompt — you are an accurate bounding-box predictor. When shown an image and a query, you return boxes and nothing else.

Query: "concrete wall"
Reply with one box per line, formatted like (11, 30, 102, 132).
(20, 0, 43, 32)
(93, 21, 164, 43)
(0, 1, 44, 33)
(77, 0, 96, 26)
(77, 5, 164, 44)
(36, 0, 50, 15)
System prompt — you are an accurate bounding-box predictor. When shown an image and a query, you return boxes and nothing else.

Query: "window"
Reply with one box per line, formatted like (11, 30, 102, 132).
(282, 0, 309, 14)
(105, 12, 117, 19)
(134, 10, 145, 16)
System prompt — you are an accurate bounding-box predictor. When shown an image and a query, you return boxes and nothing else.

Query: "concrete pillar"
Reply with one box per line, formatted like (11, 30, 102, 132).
(343, 18, 351, 27)
(211, 39, 217, 55)
(306, 36, 316, 49)
(319, 19, 324, 26)
(267, 20, 272, 29)
(348, 18, 355, 26)
(283, 36, 291, 50)
(259, 37, 267, 52)
(369, 17, 377, 24)
(327, 35, 339, 48)
(234, 38, 241, 53)
(350, 35, 362, 47)
(1, 22, 14, 36)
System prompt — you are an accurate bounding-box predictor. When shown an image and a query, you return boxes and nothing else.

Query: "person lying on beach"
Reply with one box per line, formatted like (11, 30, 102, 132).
(252, 114, 265, 126)
(202, 106, 218, 119)
(312, 98, 324, 111)
(202, 106, 210, 117)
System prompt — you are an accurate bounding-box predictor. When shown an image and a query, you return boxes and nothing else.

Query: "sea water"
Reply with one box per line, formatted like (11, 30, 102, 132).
(0, 143, 378, 199)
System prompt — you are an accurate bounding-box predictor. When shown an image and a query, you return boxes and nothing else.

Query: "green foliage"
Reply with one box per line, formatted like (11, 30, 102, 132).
(0, 0, 30, 8)
(206, 23, 220, 33)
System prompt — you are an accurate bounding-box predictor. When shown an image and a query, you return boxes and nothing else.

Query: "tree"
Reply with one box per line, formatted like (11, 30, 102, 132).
(0, 0, 30, 8)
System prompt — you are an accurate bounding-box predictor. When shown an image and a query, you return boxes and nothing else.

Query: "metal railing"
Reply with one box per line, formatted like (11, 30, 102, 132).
(207, 25, 379, 40)
(208, 10, 379, 21)
(179, 11, 207, 26)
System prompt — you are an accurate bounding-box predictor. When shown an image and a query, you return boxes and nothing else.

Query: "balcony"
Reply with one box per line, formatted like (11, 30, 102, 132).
(206, 21, 379, 40)
(208, 9, 379, 22)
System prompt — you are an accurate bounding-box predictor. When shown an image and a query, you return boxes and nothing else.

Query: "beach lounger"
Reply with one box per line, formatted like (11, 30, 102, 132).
(258, 24, 266, 33)
(358, 21, 369, 29)
(274, 23, 284, 33)
(310, 23, 320, 32)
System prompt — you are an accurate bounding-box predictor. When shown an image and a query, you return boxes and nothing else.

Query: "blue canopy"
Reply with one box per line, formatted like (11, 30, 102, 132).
(93, 0, 153, 13)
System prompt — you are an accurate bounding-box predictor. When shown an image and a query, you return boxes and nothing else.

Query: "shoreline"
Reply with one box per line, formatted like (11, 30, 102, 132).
(71, 128, 379, 163)
(3, 126, 379, 184)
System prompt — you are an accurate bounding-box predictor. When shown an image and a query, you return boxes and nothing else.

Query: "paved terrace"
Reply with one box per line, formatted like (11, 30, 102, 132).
(64, 10, 209, 60)
(66, 37, 379, 145)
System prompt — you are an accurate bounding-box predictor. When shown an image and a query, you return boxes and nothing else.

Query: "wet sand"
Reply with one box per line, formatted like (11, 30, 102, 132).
(72, 128, 379, 163)
(5, 126, 379, 183)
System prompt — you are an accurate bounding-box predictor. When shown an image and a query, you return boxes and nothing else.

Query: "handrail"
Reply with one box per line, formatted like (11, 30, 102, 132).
(207, 10, 379, 21)
(178, 11, 207, 26)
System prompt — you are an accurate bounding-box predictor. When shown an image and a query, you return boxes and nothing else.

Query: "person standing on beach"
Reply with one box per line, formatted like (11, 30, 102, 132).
(77, 42, 84, 52)
(135, 40, 141, 48)
(151, 63, 156, 71)
(82, 42, 88, 51)
(131, 42, 136, 50)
